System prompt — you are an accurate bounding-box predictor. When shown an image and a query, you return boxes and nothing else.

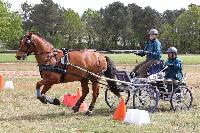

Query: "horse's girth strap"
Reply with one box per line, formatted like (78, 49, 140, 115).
(38, 65, 67, 83)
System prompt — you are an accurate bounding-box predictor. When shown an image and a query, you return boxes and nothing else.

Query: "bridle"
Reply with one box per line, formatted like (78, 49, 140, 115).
(18, 34, 58, 64)
(18, 35, 35, 56)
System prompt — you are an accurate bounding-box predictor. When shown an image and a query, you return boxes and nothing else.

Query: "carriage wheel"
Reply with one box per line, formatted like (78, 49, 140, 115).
(105, 86, 130, 109)
(170, 86, 193, 111)
(133, 86, 159, 112)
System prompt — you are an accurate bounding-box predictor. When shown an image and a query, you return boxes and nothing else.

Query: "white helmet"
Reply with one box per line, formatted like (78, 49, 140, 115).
(167, 47, 178, 54)
(148, 29, 159, 35)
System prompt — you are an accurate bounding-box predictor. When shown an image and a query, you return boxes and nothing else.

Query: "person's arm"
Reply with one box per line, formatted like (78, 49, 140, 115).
(173, 60, 182, 70)
(136, 45, 147, 57)
(163, 60, 170, 71)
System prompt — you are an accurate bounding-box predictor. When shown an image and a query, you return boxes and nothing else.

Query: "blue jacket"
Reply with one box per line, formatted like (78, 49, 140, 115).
(164, 58, 183, 81)
(138, 39, 162, 61)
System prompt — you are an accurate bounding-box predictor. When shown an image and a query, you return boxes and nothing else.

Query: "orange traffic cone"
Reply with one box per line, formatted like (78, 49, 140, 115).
(79, 102, 88, 112)
(113, 96, 126, 121)
(76, 87, 82, 100)
(63, 94, 72, 106)
(0, 74, 4, 90)
(70, 95, 77, 107)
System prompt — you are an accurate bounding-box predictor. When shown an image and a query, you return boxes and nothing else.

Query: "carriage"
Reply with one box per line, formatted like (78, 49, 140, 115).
(105, 61, 193, 112)
(16, 32, 193, 115)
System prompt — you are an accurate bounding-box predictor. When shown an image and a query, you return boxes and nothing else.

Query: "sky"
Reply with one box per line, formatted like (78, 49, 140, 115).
(5, 0, 200, 15)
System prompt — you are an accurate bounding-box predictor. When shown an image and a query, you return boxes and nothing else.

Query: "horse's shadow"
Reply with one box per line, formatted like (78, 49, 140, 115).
(0, 105, 193, 122)
(0, 108, 113, 122)
(0, 111, 70, 121)
(93, 108, 114, 116)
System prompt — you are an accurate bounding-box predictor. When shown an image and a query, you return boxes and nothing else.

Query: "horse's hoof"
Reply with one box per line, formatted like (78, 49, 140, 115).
(53, 98, 60, 105)
(85, 110, 93, 116)
(72, 106, 79, 113)
(38, 96, 47, 104)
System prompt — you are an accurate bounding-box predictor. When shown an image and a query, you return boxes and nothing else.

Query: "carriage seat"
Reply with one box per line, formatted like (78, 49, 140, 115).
(164, 78, 185, 85)
(115, 70, 131, 83)
(147, 60, 165, 76)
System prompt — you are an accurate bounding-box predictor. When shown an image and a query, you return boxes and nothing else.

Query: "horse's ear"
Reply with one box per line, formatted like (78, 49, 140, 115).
(29, 32, 33, 36)
(25, 32, 33, 37)
(25, 32, 33, 45)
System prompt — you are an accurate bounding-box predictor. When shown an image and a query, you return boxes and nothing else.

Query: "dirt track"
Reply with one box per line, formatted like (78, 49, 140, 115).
(0, 63, 200, 91)
(0, 63, 200, 132)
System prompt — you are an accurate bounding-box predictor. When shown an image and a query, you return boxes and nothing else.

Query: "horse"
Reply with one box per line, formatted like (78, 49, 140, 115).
(16, 32, 120, 115)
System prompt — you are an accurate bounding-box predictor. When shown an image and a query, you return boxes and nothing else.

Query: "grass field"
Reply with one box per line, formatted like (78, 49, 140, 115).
(1, 53, 200, 65)
(0, 55, 200, 132)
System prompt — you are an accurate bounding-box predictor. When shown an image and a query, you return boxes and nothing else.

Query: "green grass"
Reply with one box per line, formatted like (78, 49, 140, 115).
(1, 53, 200, 65)
(0, 53, 35, 63)
(106, 54, 200, 65)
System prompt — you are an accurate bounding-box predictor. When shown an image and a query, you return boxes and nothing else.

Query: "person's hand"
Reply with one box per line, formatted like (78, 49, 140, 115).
(162, 65, 168, 72)
(136, 52, 144, 56)
(143, 51, 148, 55)
(144, 51, 152, 55)
(167, 63, 174, 67)
(134, 50, 144, 56)
(145, 51, 154, 56)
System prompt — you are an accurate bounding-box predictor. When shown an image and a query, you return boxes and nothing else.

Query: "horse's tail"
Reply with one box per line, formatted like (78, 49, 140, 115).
(104, 56, 120, 97)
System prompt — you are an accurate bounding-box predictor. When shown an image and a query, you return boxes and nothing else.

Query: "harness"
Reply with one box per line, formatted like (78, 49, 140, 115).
(20, 34, 103, 83)
(39, 65, 67, 74)
(38, 48, 69, 83)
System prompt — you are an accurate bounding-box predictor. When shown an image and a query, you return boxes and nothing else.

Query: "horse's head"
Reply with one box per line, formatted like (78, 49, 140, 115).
(16, 32, 35, 60)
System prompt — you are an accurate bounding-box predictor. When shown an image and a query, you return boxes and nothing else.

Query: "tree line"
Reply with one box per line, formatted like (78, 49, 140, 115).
(0, 0, 199, 53)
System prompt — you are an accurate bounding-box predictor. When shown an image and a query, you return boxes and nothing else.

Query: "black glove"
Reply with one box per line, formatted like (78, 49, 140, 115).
(167, 63, 174, 66)
(144, 51, 154, 56)
(135, 51, 145, 56)
(143, 51, 149, 55)
(136, 52, 142, 56)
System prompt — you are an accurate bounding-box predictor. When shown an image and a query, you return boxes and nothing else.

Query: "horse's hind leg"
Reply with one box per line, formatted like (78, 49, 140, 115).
(85, 81, 99, 116)
(72, 79, 89, 113)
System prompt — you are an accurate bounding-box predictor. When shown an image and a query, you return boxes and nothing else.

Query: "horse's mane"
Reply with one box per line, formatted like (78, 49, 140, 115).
(29, 32, 54, 48)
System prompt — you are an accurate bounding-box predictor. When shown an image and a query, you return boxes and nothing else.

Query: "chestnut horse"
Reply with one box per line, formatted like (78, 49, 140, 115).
(16, 32, 120, 115)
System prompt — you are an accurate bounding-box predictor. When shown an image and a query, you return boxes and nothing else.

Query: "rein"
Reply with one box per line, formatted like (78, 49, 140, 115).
(67, 62, 134, 85)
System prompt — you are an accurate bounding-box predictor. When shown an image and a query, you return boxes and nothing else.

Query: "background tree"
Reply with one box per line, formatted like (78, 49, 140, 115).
(160, 9, 186, 51)
(174, 4, 200, 53)
(159, 24, 174, 50)
(61, 8, 84, 49)
(102, 2, 127, 49)
(162, 9, 185, 25)
(126, 3, 143, 49)
(2, 0, 197, 52)
(21, 1, 32, 32)
(81, 9, 101, 49)
(30, 0, 63, 40)
(137, 6, 162, 46)
(0, 0, 23, 49)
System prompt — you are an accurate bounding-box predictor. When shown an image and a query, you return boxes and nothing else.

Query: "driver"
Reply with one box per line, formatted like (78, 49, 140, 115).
(130, 29, 162, 78)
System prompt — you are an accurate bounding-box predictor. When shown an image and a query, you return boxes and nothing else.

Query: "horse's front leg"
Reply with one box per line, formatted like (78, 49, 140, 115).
(72, 79, 89, 113)
(36, 80, 44, 102)
(85, 81, 99, 116)
(36, 79, 60, 105)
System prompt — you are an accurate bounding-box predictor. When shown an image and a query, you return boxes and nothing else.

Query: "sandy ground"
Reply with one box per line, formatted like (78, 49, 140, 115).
(0, 63, 200, 90)
(0, 63, 200, 132)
